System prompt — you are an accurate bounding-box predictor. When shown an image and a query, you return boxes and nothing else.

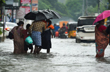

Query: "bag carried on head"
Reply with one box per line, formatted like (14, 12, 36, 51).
(25, 36, 33, 45)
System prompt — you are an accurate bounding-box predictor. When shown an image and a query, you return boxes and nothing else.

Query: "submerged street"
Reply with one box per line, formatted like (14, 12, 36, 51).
(0, 38, 110, 72)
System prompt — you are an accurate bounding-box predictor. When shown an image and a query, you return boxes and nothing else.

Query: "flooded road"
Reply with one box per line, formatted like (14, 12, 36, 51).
(0, 38, 110, 72)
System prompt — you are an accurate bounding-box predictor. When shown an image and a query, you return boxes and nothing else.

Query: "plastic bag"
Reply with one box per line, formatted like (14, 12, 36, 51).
(25, 36, 33, 45)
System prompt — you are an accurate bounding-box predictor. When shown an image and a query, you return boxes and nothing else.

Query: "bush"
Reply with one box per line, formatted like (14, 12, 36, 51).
(0, 28, 2, 35)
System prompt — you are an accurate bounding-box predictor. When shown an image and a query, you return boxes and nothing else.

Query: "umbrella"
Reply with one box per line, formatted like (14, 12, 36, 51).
(24, 10, 61, 21)
(24, 10, 54, 21)
(46, 9, 61, 19)
(93, 10, 110, 25)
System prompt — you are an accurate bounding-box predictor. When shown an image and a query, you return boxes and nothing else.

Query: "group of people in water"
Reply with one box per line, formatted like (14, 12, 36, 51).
(9, 18, 110, 58)
(10, 19, 54, 54)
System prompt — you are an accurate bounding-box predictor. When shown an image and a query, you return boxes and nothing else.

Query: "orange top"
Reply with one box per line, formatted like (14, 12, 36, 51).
(48, 24, 54, 29)
(43, 20, 54, 29)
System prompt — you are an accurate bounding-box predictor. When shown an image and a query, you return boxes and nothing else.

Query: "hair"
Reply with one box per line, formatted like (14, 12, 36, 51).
(17, 21, 24, 26)
(97, 19, 104, 24)
(96, 19, 105, 28)
(63, 23, 65, 26)
(46, 19, 52, 26)
(26, 24, 31, 29)
(54, 24, 56, 26)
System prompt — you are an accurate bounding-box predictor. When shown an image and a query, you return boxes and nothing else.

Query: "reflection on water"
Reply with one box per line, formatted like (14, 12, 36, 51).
(0, 39, 110, 72)
(0, 50, 55, 72)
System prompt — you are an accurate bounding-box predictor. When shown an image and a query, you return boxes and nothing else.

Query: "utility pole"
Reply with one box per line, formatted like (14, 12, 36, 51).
(2, 6, 5, 42)
(98, 0, 100, 14)
(108, 0, 110, 9)
(30, 0, 32, 12)
(12, 7, 14, 22)
(82, 0, 85, 16)
(85, 0, 88, 16)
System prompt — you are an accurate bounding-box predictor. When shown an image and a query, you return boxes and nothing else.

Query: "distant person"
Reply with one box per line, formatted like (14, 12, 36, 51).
(54, 23, 60, 37)
(95, 19, 109, 58)
(59, 23, 68, 33)
(11, 21, 25, 54)
(62, 23, 68, 32)
(52, 24, 56, 38)
(21, 24, 33, 53)
(55, 23, 60, 32)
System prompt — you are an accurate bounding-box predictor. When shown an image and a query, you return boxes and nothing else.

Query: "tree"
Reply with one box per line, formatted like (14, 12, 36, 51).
(66, 0, 83, 21)
(108, 0, 110, 9)
(38, 0, 70, 17)
(87, 0, 108, 15)
(0, 0, 5, 7)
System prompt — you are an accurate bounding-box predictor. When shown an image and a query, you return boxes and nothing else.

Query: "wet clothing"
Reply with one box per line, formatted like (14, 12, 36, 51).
(29, 21, 45, 33)
(95, 26, 109, 57)
(41, 29, 51, 49)
(31, 31, 41, 46)
(11, 26, 25, 54)
(29, 21, 46, 47)
(41, 24, 54, 49)
(22, 30, 29, 40)
(24, 41, 33, 51)
(22, 29, 33, 51)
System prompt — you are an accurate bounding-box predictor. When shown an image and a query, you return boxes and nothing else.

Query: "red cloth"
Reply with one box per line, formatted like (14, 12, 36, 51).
(22, 30, 29, 40)
(98, 25, 107, 32)
(61, 26, 68, 32)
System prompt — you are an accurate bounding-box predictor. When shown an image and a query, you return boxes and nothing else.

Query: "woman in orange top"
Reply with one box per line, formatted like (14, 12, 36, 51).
(40, 19, 54, 53)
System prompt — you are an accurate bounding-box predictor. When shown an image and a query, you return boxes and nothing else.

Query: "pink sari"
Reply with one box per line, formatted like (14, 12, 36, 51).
(95, 26, 109, 57)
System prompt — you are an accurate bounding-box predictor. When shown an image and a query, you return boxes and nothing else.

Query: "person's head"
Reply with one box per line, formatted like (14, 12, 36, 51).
(63, 23, 65, 26)
(46, 19, 51, 24)
(56, 23, 59, 26)
(97, 19, 104, 25)
(54, 24, 56, 26)
(46, 19, 52, 26)
(17, 21, 24, 26)
(67, 23, 69, 26)
(26, 24, 31, 30)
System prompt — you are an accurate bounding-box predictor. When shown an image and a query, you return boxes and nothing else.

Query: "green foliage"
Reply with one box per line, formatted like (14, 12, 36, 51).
(38, 0, 108, 21)
(0, 0, 5, 7)
(0, 22, 2, 35)
(87, 0, 97, 7)
(87, 0, 108, 14)
(108, 0, 110, 9)
(0, 28, 2, 35)
(66, 0, 83, 21)
(38, 0, 70, 17)
(39, 0, 52, 9)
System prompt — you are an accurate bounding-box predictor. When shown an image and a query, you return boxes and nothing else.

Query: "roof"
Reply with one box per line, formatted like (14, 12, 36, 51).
(68, 22, 77, 24)
(78, 16, 96, 20)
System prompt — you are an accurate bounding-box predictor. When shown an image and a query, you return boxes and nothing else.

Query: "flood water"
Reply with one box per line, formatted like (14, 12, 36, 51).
(0, 38, 110, 72)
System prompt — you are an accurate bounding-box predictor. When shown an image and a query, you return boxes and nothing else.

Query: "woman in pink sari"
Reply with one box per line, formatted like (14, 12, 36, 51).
(95, 19, 109, 58)
(11, 21, 25, 54)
